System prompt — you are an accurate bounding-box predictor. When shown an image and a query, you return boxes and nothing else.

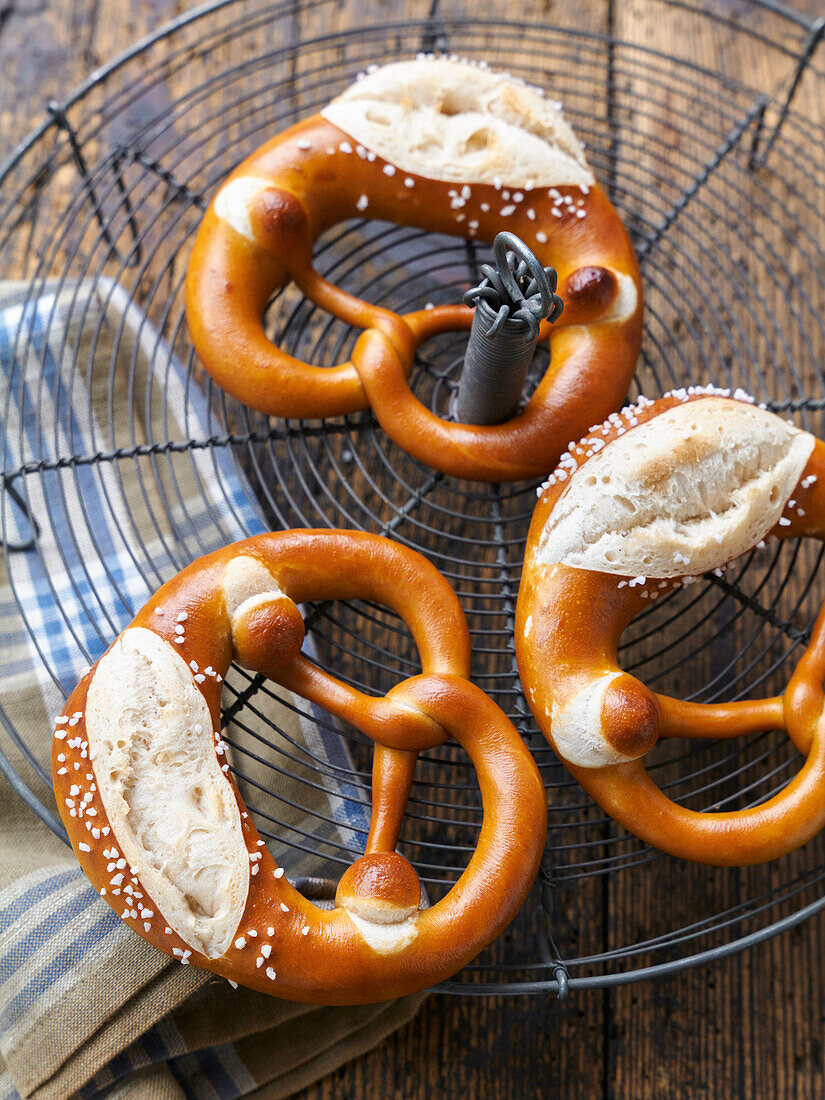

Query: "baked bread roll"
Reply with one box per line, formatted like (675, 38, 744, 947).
(320, 58, 594, 189)
(516, 388, 825, 865)
(186, 57, 642, 481)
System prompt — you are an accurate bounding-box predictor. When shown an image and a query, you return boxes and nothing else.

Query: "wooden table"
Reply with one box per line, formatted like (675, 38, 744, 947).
(3, 1, 825, 1096)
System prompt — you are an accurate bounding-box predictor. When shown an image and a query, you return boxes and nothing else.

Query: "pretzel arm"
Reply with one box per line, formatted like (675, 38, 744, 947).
(365, 746, 418, 854)
(402, 264, 627, 348)
(228, 673, 545, 1003)
(353, 322, 639, 483)
(522, 564, 787, 741)
(227, 529, 468, 748)
(519, 562, 825, 864)
(403, 305, 473, 343)
(275, 654, 449, 751)
(658, 441, 825, 746)
(249, 529, 471, 675)
(655, 696, 786, 739)
(292, 266, 416, 359)
(572, 727, 825, 866)
(185, 214, 367, 418)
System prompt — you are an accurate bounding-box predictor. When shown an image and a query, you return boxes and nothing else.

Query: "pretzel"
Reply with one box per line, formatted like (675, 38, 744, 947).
(516, 387, 825, 866)
(52, 530, 546, 1003)
(185, 58, 642, 482)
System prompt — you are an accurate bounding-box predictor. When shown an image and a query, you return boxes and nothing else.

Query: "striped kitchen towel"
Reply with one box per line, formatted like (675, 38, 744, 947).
(0, 279, 423, 1100)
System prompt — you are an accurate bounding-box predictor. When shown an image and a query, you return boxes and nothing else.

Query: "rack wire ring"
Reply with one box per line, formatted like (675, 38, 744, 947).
(2, 0, 825, 996)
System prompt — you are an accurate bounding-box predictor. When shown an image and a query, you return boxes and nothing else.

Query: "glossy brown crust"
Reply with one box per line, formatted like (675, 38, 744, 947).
(185, 114, 643, 482)
(52, 530, 546, 1003)
(516, 393, 825, 866)
(336, 852, 422, 912)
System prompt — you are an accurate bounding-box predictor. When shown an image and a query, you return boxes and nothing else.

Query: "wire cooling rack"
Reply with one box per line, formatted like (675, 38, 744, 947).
(3, 0, 825, 995)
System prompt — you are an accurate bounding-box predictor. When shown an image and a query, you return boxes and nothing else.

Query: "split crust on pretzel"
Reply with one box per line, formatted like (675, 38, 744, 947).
(185, 58, 642, 482)
(516, 388, 825, 866)
(52, 530, 546, 1003)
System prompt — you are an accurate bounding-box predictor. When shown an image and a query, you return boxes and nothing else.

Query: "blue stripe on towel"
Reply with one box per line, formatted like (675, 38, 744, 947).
(0, 282, 372, 1097)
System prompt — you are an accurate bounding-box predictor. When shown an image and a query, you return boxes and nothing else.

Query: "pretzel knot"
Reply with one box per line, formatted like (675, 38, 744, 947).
(185, 59, 642, 482)
(52, 531, 546, 1003)
(516, 389, 825, 866)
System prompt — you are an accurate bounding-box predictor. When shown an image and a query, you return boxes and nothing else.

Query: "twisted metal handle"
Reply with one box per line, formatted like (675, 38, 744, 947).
(464, 232, 563, 338)
(457, 233, 564, 427)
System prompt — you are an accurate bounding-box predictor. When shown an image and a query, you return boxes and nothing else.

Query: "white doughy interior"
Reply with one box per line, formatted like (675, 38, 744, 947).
(86, 627, 248, 957)
(602, 272, 638, 323)
(343, 908, 419, 954)
(339, 891, 420, 954)
(213, 177, 273, 245)
(342, 895, 419, 924)
(222, 555, 285, 632)
(322, 59, 593, 188)
(538, 399, 814, 578)
(551, 671, 638, 768)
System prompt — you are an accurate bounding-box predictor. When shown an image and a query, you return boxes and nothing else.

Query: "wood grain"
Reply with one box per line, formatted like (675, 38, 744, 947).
(605, 6, 825, 1099)
(4, 2, 825, 1098)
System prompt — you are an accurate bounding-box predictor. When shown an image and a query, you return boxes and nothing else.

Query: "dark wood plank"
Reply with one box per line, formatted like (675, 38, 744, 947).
(607, 3, 825, 1098)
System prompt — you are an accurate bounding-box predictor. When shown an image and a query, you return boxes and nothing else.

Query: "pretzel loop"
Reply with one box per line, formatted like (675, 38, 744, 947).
(53, 530, 546, 1002)
(517, 391, 825, 865)
(186, 84, 642, 481)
